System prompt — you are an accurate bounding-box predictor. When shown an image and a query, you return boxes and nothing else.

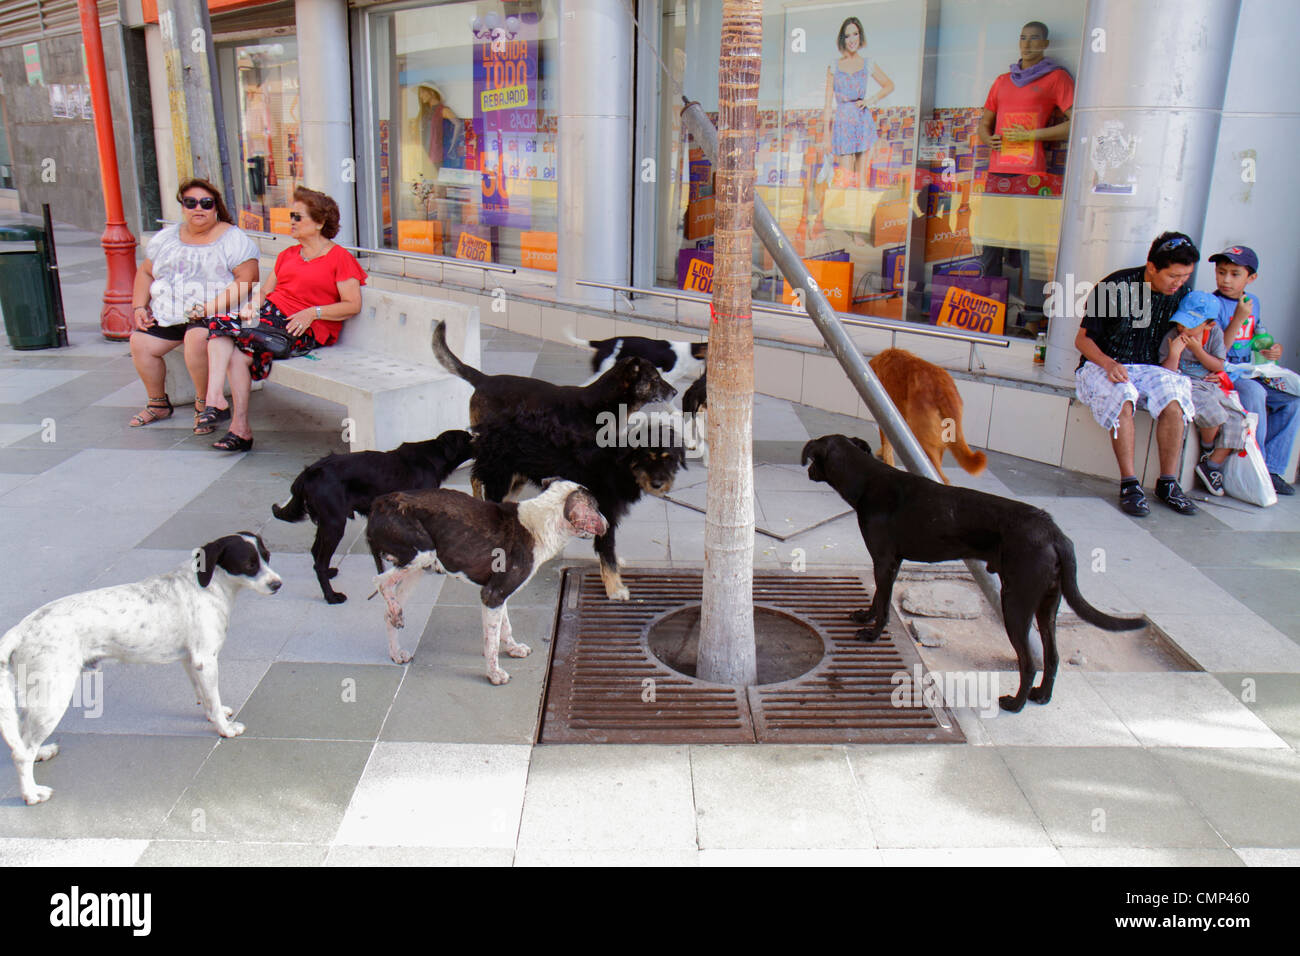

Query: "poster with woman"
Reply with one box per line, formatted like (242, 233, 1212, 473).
(781, 1, 923, 316)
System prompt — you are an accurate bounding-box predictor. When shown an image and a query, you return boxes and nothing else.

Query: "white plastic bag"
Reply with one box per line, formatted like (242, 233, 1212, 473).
(1220, 410, 1277, 507)
(1240, 361, 1300, 398)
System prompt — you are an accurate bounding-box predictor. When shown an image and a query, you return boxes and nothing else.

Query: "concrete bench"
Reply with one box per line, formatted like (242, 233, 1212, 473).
(164, 289, 478, 451)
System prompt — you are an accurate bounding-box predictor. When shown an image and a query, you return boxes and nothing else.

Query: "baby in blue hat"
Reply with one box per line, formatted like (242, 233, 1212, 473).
(1158, 290, 1247, 497)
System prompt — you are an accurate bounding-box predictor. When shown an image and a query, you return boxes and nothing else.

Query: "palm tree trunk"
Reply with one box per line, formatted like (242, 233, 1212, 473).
(696, 0, 761, 686)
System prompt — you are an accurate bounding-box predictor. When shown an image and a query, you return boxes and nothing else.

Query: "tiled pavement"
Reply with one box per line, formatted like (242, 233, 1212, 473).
(0, 226, 1296, 866)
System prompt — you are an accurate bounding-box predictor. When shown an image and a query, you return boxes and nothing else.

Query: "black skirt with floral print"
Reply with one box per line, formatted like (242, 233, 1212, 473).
(208, 300, 320, 382)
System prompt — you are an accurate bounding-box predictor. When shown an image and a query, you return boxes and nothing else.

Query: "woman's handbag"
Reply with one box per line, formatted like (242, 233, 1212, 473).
(240, 325, 296, 360)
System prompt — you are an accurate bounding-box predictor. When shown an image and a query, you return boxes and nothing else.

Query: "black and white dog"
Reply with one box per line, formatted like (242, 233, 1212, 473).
(273, 429, 473, 604)
(0, 533, 281, 804)
(567, 330, 707, 393)
(471, 414, 686, 601)
(366, 480, 608, 681)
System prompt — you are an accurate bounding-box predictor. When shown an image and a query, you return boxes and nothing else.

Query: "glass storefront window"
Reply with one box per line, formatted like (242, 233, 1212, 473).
(366, 0, 558, 271)
(654, 0, 1084, 340)
(222, 38, 302, 233)
(911, 2, 1083, 339)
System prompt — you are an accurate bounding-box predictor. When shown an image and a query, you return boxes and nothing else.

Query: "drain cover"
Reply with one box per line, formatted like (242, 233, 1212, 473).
(539, 568, 964, 744)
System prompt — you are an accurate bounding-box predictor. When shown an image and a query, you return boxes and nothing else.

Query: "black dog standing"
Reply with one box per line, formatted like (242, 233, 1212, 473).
(273, 429, 473, 603)
(801, 434, 1146, 712)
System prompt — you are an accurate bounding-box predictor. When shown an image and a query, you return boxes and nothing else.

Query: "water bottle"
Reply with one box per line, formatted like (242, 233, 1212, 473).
(1251, 331, 1274, 364)
(1034, 332, 1046, 365)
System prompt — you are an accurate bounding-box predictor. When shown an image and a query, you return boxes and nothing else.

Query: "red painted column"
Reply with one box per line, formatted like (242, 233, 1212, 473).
(78, 0, 137, 340)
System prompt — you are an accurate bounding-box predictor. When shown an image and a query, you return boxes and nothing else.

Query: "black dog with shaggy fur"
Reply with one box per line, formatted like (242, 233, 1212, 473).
(273, 429, 473, 603)
(471, 413, 685, 601)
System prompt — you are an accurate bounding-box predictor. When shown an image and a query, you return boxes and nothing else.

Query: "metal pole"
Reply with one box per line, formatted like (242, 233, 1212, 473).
(679, 98, 1009, 625)
(78, 0, 137, 341)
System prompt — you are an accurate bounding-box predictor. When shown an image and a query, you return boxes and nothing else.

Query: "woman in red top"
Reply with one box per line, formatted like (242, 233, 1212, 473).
(200, 187, 367, 451)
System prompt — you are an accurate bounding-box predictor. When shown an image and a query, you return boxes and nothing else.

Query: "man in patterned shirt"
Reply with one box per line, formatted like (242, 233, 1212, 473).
(1074, 231, 1200, 517)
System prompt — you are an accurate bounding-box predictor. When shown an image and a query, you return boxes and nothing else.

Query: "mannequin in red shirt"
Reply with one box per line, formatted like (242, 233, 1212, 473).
(975, 21, 1074, 333)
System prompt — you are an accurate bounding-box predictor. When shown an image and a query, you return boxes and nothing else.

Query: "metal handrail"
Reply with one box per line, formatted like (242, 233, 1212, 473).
(157, 220, 517, 285)
(576, 279, 1009, 372)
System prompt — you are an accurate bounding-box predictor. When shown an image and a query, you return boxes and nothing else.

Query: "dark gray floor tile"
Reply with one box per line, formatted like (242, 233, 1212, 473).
(1153, 748, 1300, 847)
(0, 735, 217, 837)
(1213, 674, 1300, 749)
(236, 662, 404, 740)
(156, 737, 372, 843)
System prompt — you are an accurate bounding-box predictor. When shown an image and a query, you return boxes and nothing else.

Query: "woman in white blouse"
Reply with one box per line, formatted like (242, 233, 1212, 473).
(127, 178, 259, 432)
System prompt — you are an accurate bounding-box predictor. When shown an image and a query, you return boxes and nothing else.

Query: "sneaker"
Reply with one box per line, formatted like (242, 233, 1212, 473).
(1156, 478, 1199, 515)
(1119, 482, 1149, 517)
(1195, 456, 1226, 497)
(1271, 473, 1296, 496)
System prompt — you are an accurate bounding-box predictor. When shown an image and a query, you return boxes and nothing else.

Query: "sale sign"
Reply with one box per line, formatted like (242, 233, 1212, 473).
(934, 284, 1005, 336)
(473, 15, 539, 229)
(456, 231, 493, 262)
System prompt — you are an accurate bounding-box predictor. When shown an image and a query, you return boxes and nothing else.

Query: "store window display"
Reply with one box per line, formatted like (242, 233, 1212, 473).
(974, 20, 1073, 334)
(223, 39, 302, 233)
(366, 1, 558, 269)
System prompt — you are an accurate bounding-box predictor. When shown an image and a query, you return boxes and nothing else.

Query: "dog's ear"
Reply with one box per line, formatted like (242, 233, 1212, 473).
(800, 438, 821, 466)
(848, 436, 873, 456)
(239, 531, 271, 563)
(195, 537, 229, 588)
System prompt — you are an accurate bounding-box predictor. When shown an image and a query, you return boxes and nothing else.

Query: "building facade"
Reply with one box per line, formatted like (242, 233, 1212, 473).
(1, 0, 1296, 478)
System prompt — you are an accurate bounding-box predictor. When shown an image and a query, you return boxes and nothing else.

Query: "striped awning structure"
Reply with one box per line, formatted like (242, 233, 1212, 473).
(0, 0, 120, 46)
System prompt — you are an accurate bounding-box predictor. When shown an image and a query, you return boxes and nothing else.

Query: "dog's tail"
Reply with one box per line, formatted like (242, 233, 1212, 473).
(562, 327, 592, 349)
(1055, 534, 1146, 631)
(937, 387, 987, 476)
(431, 320, 486, 386)
(0, 633, 27, 763)
(271, 472, 309, 523)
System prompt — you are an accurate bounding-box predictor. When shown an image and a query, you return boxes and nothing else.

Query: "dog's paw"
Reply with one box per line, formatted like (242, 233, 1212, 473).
(854, 627, 882, 643)
(605, 583, 631, 601)
(506, 642, 532, 659)
(36, 743, 59, 762)
(217, 720, 246, 737)
(325, 591, 348, 605)
(389, 646, 413, 665)
(488, 668, 511, 685)
(1028, 686, 1053, 705)
(998, 694, 1026, 713)
(23, 785, 53, 805)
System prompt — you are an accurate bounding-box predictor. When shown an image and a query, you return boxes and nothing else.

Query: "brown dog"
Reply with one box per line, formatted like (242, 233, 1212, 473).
(868, 348, 987, 484)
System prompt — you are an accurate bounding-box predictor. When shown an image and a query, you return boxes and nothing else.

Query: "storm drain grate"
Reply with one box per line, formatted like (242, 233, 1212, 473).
(539, 569, 964, 744)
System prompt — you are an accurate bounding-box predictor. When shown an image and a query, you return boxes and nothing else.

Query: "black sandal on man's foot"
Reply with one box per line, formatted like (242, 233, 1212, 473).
(212, 431, 253, 452)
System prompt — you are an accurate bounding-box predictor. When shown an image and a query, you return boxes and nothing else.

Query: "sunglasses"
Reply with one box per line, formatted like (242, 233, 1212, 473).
(182, 197, 216, 210)
(1157, 236, 1192, 253)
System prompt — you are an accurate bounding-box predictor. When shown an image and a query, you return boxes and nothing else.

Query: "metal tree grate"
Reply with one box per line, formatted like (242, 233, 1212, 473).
(539, 568, 964, 744)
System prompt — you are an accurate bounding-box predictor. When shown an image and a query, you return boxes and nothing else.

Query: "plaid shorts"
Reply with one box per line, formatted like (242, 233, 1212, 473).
(1190, 379, 1248, 450)
(1075, 361, 1194, 435)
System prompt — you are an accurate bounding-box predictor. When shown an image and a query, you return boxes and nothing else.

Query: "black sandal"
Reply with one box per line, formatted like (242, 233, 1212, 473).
(212, 431, 253, 452)
(194, 404, 231, 435)
(129, 395, 173, 427)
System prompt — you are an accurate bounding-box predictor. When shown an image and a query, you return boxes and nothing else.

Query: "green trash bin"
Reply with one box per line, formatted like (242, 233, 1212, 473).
(0, 222, 61, 350)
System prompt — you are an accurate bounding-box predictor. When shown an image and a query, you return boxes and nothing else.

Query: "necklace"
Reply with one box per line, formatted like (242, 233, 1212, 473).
(299, 241, 331, 262)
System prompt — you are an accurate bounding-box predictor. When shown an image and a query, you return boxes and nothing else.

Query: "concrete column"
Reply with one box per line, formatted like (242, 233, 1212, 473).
(295, 0, 356, 244)
(144, 23, 180, 225)
(1044, 0, 1241, 380)
(557, 0, 633, 303)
